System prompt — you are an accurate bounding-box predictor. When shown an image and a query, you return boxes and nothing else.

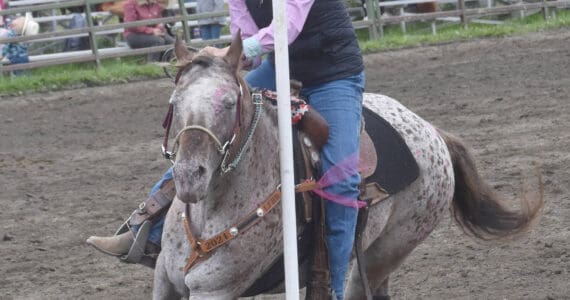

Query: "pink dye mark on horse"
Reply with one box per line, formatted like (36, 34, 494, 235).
(212, 85, 234, 114)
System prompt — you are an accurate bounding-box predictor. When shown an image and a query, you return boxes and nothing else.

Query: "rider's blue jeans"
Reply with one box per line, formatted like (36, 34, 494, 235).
(249, 60, 365, 299)
(136, 59, 364, 300)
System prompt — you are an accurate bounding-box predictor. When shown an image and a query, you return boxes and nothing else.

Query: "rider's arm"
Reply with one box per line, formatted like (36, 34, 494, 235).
(229, 0, 315, 60)
(229, 0, 260, 41)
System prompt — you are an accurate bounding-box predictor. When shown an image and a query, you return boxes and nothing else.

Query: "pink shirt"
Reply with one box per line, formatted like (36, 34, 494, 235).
(123, 0, 165, 38)
(229, 0, 315, 58)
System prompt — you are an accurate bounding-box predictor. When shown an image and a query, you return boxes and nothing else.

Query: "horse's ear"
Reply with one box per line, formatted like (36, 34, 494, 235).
(225, 30, 243, 73)
(175, 37, 193, 67)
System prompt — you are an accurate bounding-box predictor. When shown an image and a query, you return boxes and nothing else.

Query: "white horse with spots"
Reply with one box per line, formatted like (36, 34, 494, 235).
(152, 36, 542, 299)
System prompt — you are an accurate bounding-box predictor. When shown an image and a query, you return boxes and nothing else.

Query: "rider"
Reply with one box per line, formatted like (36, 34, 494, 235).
(87, 0, 365, 298)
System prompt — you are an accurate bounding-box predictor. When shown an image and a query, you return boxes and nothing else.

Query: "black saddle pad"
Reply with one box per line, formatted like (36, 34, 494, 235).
(363, 106, 419, 194)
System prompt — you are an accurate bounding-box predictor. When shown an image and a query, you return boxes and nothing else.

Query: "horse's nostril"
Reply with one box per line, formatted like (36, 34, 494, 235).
(197, 166, 206, 177)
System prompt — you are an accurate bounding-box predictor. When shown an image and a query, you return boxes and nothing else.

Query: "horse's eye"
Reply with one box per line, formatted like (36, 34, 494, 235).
(222, 96, 236, 109)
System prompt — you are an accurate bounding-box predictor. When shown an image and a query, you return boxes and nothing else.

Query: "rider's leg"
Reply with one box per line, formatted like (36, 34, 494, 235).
(244, 59, 276, 91)
(86, 167, 174, 256)
(301, 71, 365, 300)
(132, 167, 173, 245)
(246, 59, 365, 299)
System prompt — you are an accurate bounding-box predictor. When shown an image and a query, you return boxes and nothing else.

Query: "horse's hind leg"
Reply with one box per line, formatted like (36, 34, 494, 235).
(344, 229, 419, 300)
(372, 276, 390, 300)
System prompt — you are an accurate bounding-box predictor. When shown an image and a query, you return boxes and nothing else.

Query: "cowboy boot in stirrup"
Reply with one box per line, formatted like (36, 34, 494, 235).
(86, 231, 134, 257)
(86, 179, 176, 261)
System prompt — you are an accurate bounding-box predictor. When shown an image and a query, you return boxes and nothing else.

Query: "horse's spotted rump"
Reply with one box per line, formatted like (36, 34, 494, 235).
(362, 93, 454, 243)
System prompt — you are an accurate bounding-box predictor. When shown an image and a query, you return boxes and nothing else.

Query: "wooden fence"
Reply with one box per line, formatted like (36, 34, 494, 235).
(1, 0, 569, 73)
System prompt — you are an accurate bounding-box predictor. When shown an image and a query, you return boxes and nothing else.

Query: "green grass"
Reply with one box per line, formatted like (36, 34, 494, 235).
(360, 9, 570, 52)
(1, 9, 569, 95)
(0, 56, 164, 95)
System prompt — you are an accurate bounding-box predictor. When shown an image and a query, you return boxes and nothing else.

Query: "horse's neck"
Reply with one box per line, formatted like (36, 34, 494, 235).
(192, 104, 281, 234)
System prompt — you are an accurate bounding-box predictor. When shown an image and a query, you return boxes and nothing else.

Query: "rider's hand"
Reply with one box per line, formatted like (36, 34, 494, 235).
(241, 56, 261, 71)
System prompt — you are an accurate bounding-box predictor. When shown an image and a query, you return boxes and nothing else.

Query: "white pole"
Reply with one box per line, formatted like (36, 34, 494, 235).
(272, 0, 300, 299)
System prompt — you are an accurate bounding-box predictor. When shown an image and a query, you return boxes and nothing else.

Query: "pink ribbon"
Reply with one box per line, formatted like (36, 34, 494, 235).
(311, 152, 368, 209)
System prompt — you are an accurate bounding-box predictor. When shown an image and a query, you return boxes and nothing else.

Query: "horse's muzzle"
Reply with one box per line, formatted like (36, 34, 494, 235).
(173, 162, 210, 204)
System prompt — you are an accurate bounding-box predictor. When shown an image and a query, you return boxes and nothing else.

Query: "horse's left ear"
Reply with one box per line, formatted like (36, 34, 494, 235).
(175, 37, 194, 67)
(225, 30, 243, 73)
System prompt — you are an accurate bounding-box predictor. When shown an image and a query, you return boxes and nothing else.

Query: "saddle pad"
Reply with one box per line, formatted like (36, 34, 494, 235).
(363, 106, 419, 194)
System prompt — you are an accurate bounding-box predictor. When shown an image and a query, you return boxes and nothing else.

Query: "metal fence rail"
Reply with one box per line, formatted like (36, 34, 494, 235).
(1, 0, 569, 73)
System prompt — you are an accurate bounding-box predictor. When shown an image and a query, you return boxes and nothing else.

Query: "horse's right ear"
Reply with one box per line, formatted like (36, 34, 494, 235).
(175, 37, 193, 67)
(225, 30, 243, 73)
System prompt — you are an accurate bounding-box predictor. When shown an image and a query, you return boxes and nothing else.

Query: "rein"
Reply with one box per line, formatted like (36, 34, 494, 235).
(182, 180, 319, 274)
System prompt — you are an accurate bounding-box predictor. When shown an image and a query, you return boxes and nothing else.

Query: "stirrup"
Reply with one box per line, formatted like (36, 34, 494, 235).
(115, 220, 157, 269)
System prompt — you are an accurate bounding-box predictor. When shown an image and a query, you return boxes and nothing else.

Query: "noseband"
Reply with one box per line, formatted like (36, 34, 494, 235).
(161, 74, 263, 174)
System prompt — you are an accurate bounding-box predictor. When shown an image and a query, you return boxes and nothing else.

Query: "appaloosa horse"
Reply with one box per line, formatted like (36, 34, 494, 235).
(152, 35, 542, 299)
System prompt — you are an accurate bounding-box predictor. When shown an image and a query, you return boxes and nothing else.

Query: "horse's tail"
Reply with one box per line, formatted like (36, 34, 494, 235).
(438, 129, 544, 241)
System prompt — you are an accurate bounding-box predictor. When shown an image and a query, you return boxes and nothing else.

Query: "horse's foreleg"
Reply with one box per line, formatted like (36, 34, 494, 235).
(153, 254, 182, 300)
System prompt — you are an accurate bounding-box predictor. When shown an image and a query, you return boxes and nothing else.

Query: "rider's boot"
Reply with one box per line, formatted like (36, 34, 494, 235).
(86, 231, 134, 256)
(86, 178, 176, 260)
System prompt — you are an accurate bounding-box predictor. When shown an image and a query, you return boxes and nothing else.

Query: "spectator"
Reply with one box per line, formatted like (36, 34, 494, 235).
(100, 0, 127, 21)
(63, 13, 90, 52)
(123, 0, 173, 61)
(1, 13, 39, 75)
(196, 0, 225, 41)
(0, 0, 5, 27)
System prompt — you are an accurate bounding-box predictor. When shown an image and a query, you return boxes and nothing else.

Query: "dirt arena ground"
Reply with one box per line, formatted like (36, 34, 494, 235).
(1, 29, 569, 299)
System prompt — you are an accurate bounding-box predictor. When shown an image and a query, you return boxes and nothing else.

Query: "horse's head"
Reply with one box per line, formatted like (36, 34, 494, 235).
(168, 35, 244, 204)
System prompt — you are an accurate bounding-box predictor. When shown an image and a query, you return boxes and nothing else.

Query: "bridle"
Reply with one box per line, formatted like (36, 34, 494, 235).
(161, 71, 263, 174)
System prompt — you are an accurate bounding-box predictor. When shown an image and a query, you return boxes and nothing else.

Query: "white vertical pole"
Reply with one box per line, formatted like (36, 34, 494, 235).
(271, 1, 300, 300)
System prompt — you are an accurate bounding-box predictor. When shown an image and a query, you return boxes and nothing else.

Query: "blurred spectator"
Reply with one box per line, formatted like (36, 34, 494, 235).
(64, 13, 90, 51)
(196, 0, 225, 41)
(100, 0, 127, 21)
(123, 0, 173, 61)
(0, 0, 5, 27)
(1, 13, 39, 75)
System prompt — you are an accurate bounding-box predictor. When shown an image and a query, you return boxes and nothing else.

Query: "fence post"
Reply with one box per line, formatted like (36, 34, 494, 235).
(399, 6, 406, 34)
(84, 0, 100, 68)
(177, 0, 191, 43)
(365, 0, 379, 40)
(541, 0, 549, 20)
(373, 0, 383, 39)
(458, 0, 468, 29)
